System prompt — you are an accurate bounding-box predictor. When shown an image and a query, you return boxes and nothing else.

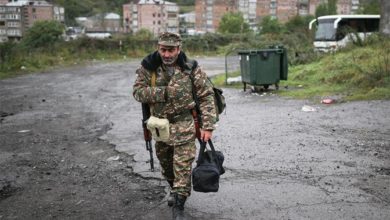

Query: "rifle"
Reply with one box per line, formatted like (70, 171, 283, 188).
(141, 103, 154, 171)
(191, 109, 201, 140)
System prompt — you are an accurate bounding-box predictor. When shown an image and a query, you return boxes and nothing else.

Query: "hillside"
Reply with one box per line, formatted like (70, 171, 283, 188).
(278, 36, 390, 101)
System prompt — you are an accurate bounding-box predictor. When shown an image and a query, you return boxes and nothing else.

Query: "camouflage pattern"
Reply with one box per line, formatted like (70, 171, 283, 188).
(158, 32, 182, 47)
(133, 49, 217, 197)
(155, 141, 196, 197)
(133, 63, 217, 145)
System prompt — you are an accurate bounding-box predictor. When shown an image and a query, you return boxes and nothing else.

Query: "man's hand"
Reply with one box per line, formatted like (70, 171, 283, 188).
(200, 129, 212, 142)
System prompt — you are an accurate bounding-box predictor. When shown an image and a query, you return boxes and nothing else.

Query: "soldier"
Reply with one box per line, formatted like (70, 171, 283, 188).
(133, 32, 217, 219)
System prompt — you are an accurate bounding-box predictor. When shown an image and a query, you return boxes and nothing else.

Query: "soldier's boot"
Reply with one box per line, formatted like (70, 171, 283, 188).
(167, 192, 176, 207)
(172, 194, 187, 220)
(167, 180, 175, 207)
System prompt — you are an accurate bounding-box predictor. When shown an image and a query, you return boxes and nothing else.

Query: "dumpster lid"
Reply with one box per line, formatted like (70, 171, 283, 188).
(237, 49, 283, 54)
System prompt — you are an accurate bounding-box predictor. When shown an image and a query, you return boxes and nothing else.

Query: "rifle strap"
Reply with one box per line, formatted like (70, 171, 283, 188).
(151, 71, 156, 87)
(150, 71, 156, 115)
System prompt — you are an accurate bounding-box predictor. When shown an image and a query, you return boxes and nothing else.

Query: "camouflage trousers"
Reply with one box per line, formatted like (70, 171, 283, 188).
(155, 140, 196, 197)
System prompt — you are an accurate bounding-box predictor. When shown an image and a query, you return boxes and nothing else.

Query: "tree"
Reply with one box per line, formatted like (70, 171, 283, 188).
(328, 0, 338, 15)
(315, 0, 338, 17)
(380, 0, 390, 36)
(22, 20, 64, 49)
(134, 28, 154, 40)
(259, 16, 284, 34)
(357, 0, 380, 14)
(285, 15, 314, 33)
(218, 12, 250, 34)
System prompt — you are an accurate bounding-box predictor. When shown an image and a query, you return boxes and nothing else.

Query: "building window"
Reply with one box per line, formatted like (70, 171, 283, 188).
(32, 8, 36, 13)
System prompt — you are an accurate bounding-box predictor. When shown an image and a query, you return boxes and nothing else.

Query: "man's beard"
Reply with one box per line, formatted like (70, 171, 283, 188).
(162, 54, 179, 65)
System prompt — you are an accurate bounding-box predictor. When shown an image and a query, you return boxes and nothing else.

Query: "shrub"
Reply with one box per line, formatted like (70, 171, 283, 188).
(21, 20, 64, 50)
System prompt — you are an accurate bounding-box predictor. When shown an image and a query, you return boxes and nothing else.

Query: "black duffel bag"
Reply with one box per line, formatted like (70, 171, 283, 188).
(192, 140, 225, 193)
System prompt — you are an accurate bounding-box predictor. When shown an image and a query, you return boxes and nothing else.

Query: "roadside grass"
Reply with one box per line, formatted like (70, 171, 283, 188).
(0, 45, 129, 80)
(213, 37, 390, 101)
(279, 40, 390, 100)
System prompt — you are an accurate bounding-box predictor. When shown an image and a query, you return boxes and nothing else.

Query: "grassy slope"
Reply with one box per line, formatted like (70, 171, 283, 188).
(213, 38, 390, 101)
(278, 40, 390, 100)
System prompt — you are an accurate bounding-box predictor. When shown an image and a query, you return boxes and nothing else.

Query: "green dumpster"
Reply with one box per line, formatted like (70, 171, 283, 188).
(238, 47, 288, 91)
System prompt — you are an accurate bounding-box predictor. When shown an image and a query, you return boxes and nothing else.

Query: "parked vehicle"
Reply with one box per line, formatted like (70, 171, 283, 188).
(85, 32, 112, 39)
(309, 15, 380, 52)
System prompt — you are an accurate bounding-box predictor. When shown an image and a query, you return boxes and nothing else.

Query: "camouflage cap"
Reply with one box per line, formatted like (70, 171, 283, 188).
(158, 32, 182, 47)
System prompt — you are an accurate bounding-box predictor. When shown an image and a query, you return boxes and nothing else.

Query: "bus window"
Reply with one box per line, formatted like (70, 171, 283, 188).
(315, 19, 336, 41)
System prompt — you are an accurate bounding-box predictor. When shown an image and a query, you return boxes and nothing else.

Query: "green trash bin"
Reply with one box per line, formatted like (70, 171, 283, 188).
(238, 47, 288, 91)
(269, 45, 288, 81)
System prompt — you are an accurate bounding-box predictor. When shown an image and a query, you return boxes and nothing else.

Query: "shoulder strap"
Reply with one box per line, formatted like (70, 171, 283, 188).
(149, 71, 156, 115)
(151, 71, 156, 87)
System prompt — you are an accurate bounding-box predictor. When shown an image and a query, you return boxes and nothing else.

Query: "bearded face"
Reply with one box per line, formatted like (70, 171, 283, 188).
(158, 45, 180, 66)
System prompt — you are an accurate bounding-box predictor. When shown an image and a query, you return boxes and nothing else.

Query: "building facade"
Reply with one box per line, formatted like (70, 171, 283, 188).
(76, 13, 121, 33)
(0, 0, 64, 42)
(123, 0, 179, 36)
(195, 0, 361, 33)
(195, 0, 237, 33)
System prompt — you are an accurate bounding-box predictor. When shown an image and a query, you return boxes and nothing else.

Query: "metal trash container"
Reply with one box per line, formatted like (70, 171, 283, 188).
(238, 46, 288, 91)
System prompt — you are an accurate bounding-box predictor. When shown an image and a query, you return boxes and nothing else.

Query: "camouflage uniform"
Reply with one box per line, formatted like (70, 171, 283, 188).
(133, 35, 217, 197)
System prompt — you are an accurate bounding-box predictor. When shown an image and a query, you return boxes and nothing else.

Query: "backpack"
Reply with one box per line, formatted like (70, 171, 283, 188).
(209, 79, 226, 115)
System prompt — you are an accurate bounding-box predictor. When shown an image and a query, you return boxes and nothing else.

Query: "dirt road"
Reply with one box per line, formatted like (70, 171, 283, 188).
(1, 58, 389, 220)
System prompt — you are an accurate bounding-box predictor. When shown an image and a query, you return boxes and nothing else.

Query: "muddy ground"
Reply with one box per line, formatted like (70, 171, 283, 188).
(0, 58, 389, 220)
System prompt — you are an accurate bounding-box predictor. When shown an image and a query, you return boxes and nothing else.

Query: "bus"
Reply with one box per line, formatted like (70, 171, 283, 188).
(309, 15, 380, 52)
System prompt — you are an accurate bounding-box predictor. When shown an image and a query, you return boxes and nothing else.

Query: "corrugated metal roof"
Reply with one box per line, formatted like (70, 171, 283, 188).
(105, 13, 120, 20)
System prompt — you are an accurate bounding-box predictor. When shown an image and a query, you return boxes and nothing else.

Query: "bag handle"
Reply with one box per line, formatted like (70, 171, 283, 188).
(196, 139, 219, 166)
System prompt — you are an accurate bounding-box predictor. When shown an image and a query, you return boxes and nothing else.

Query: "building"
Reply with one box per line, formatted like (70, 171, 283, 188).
(238, 0, 257, 29)
(179, 11, 195, 34)
(0, 0, 64, 42)
(76, 13, 121, 33)
(195, 0, 361, 33)
(195, 0, 237, 33)
(123, 0, 179, 36)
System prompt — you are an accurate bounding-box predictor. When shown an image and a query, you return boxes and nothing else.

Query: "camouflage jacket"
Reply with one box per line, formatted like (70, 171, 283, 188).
(133, 51, 217, 145)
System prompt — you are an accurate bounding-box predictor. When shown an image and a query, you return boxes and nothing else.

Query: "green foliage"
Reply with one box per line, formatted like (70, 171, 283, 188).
(183, 33, 230, 55)
(356, 0, 380, 14)
(169, 0, 195, 6)
(328, 0, 338, 15)
(285, 15, 315, 33)
(260, 16, 284, 34)
(315, 4, 328, 17)
(0, 42, 16, 69)
(134, 28, 154, 40)
(218, 12, 250, 34)
(279, 35, 390, 100)
(315, 0, 337, 17)
(21, 20, 64, 50)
